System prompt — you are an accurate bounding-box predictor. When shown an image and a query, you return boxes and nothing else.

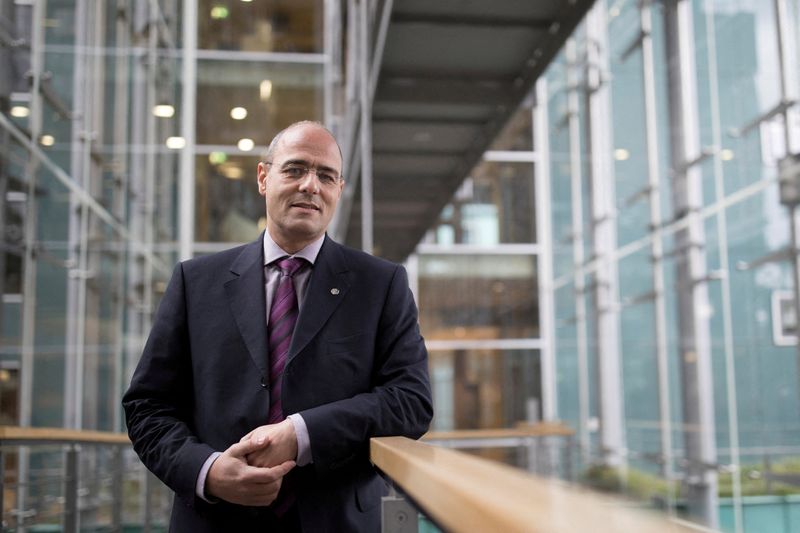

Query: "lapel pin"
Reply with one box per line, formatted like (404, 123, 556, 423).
(330, 288, 340, 295)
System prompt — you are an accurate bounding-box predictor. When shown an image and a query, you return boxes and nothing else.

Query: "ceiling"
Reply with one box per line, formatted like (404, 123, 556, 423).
(342, 0, 596, 262)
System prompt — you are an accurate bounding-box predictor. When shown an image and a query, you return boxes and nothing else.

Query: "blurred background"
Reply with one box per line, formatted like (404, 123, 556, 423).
(1, 0, 800, 531)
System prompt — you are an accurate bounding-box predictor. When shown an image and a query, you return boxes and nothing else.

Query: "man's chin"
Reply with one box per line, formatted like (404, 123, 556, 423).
(284, 224, 324, 242)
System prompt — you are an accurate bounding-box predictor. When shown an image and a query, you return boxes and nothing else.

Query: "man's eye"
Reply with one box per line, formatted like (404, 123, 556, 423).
(318, 173, 336, 184)
(284, 166, 306, 177)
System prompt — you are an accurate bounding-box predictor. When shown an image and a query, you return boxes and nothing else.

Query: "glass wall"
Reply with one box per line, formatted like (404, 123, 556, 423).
(414, 108, 543, 436)
(541, 1, 800, 531)
(0, 0, 334, 529)
(192, 1, 326, 253)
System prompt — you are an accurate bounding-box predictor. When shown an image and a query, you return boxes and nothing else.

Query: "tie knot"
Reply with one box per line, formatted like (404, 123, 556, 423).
(275, 256, 305, 278)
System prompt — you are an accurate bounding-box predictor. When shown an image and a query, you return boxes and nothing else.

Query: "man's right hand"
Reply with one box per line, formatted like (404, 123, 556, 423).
(205, 438, 295, 506)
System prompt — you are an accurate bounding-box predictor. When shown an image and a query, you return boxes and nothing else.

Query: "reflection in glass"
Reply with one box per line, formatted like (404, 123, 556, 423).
(429, 349, 540, 431)
(196, 61, 323, 146)
(198, 0, 323, 52)
(428, 161, 535, 245)
(195, 155, 265, 243)
(489, 107, 533, 151)
(418, 254, 538, 340)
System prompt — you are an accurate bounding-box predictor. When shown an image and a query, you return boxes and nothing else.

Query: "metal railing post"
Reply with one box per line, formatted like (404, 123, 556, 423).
(0, 448, 4, 529)
(143, 469, 153, 533)
(525, 437, 535, 474)
(565, 434, 575, 483)
(111, 447, 123, 532)
(381, 484, 418, 533)
(64, 445, 79, 533)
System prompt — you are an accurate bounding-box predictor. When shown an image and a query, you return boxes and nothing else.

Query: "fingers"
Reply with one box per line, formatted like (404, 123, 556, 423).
(227, 435, 271, 458)
(239, 428, 255, 443)
(206, 453, 294, 506)
(271, 459, 296, 478)
(221, 476, 283, 507)
(244, 459, 296, 483)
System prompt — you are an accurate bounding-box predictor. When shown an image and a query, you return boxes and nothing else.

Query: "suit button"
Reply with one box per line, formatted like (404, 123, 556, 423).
(260, 377, 267, 388)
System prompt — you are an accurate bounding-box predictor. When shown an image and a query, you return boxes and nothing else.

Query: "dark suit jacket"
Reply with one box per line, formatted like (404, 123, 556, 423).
(122, 235, 433, 532)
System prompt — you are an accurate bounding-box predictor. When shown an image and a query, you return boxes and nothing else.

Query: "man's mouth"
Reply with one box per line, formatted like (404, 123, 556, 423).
(292, 202, 320, 211)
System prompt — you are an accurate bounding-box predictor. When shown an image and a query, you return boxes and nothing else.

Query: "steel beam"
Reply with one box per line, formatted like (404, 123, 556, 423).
(359, 0, 374, 253)
(390, 12, 552, 30)
(179, 0, 197, 261)
(566, 38, 591, 467)
(585, 5, 625, 469)
(638, 1, 676, 515)
(663, 1, 718, 527)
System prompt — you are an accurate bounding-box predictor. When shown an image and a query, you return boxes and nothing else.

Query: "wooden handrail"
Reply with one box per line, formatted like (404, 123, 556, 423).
(0, 426, 130, 445)
(371, 436, 698, 533)
(423, 421, 573, 441)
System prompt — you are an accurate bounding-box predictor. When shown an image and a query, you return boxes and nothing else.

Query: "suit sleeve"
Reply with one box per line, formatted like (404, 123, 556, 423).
(122, 263, 216, 505)
(300, 265, 433, 474)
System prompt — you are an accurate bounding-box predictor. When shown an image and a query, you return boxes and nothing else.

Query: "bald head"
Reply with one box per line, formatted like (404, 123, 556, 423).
(264, 121, 343, 172)
(257, 120, 345, 253)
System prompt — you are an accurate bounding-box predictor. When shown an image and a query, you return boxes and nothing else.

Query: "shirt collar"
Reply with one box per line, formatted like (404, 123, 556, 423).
(263, 231, 325, 266)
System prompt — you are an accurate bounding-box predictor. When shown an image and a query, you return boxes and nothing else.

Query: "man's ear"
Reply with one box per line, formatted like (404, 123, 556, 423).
(257, 162, 268, 195)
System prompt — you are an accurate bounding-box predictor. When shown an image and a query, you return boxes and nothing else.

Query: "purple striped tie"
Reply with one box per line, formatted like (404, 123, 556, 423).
(267, 256, 305, 424)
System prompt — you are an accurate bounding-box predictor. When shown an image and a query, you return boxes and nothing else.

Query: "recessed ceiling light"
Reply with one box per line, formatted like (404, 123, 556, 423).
(614, 148, 630, 161)
(40, 134, 55, 146)
(166, 136, 186, 149)
(10, 106, 30, 118)
(720, 149, 735, 161)
(230, 107, 248, 120)
(237, 138, 255, 151)
(153, 104, 175, 118)
(260, 80, 273, 101)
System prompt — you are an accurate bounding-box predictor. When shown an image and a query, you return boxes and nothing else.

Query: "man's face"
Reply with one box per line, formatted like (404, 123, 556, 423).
(257, 125, 344, 252)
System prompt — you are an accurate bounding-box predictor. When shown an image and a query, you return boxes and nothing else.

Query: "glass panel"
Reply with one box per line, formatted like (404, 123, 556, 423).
(489, 106, 533, 151)
(31, 167, 71, 428)
(608, 1, 652, 247)
(546, 52, 575, 277)
(196, 60, 324, 146)
(418, 254, 537, 340)
(617, 249, 660, 473)
(195, 154, 264, 243)
(428, 161, 535, 245)
(694, 0, 788, 199)
(198, 0, 324, 53)
(554, 282, 580, 429)
(429, 349, 540, 430)
(428, 348, 544, 471)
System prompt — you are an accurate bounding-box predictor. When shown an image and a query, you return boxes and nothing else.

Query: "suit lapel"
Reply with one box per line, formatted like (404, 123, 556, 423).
(224, 237, 269, 377)
(288, 236, 351, 362)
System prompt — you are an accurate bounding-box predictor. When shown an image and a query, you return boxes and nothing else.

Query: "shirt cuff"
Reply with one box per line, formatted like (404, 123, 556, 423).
(195, 451, 222, 502)
(288, 413, 313, 466)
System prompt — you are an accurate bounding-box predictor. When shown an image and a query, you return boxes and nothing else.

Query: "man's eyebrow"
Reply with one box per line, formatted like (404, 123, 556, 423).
(280, 158, 339, 174)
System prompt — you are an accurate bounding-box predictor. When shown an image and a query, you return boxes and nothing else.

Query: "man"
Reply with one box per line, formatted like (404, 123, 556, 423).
(123, 121, 433, 532)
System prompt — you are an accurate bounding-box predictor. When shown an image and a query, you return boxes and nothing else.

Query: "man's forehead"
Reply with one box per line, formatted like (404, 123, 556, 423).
(274, 126, 342, 167)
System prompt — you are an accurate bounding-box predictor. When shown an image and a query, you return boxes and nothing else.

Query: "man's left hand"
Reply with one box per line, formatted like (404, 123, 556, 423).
(242, 419, 298, 468)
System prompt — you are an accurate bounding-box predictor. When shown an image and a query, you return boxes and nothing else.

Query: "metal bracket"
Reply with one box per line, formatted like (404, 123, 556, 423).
(620, 290, 657, 307)
(381, 493, 419, 533)
(779, 154, 800, 207)
(621, 184, 653, 208)
(729, 98, 797, 138)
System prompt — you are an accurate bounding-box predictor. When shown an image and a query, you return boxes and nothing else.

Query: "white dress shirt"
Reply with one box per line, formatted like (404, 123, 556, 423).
(195, 232, 324, 500)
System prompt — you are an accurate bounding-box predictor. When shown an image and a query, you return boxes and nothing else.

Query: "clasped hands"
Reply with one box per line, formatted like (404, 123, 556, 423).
(204, 419, 299, 506)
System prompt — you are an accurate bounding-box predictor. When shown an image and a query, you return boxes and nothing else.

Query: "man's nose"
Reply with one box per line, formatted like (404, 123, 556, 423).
(298, 172, 320, 193)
